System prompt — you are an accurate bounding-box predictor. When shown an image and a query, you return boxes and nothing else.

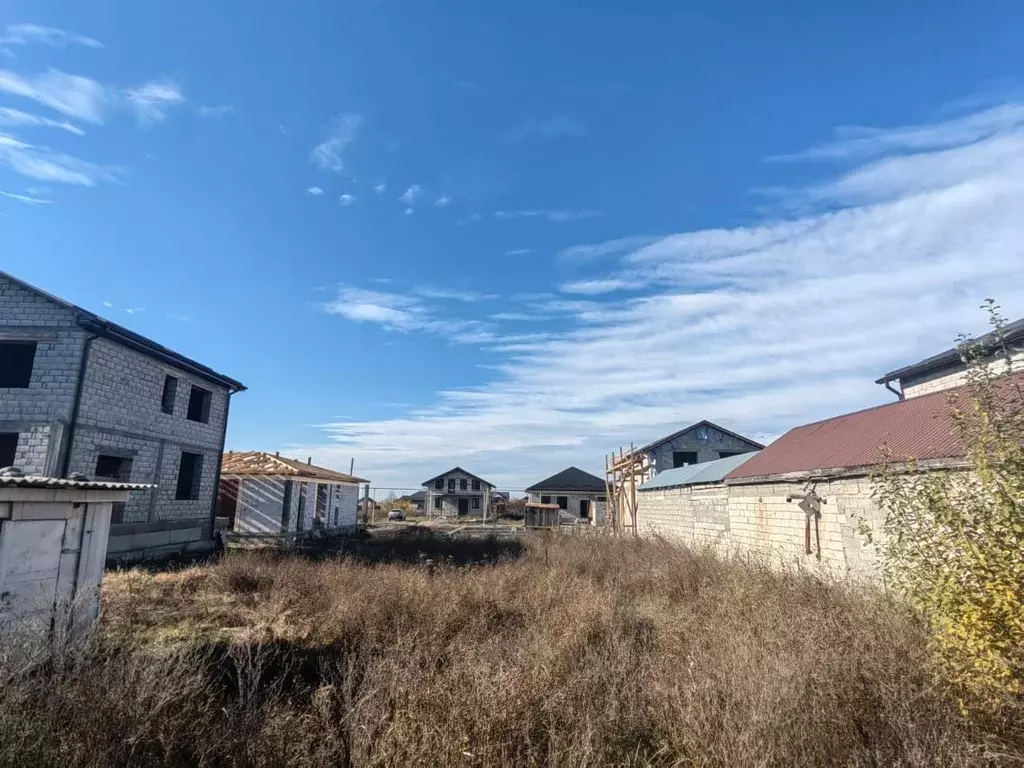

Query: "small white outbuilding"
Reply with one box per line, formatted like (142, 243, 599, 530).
(0, 469, 150, 640)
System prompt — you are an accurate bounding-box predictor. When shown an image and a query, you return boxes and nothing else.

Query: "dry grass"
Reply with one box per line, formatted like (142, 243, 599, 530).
(0, 530, 1019, 767)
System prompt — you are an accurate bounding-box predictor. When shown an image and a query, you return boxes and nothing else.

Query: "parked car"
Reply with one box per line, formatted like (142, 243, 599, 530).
(387, 508, 405, 521)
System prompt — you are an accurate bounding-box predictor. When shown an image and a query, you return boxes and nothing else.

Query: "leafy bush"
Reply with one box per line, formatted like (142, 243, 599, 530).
(871, 301, 1024, 714)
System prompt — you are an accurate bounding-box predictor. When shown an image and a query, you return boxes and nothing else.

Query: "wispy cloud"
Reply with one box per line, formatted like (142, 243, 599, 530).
(0, 133, 117, 185)
(0, 106, 83, 135)
(373, 182, 386, 194)
(339, 193, 356, 206)
(124, 79, 185, 125)
(558, 235, 659, 262)
(505, 248, 533, 256)
(413, 286, 497, 302)
(306, 186, 323, 196)
(435, 194, 452, 207)
(770, 103, 1024, 162)
(493, 208, 602, 223)
(297, 102, 1024, 489)
(198, 104, 233, 118)
(0, 189, 51, 204)
(311, 113, 360, 173)
(102, 301, 113, 308)
(398, 184, 421, 206)
(124, 307, 145, 315)
(503, 117, 587, 143)
(558, 277, 645, 295)
(0, 23, 102, 49)
(0, 69, 107, 123)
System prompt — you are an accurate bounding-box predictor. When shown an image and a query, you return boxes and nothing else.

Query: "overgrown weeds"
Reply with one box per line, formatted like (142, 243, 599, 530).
(0, 531, 1017, 766)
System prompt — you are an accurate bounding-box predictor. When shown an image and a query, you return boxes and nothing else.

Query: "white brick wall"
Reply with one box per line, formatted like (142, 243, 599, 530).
(637, 476, 887, 580)
(901, 349, 1024, 398)
(527, 490, 607, 525)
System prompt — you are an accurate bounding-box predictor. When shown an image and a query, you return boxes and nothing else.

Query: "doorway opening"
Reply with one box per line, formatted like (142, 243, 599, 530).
(457, 497, 470, 516)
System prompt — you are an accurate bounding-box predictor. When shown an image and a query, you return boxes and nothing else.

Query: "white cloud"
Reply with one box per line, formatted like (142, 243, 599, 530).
(0, 133, 117, 185)
(0, 189, 51, 204)
(306, 186, 323, 196)
(295, 102, 1024, 489)
(0, 69, 107, 123)
(435, 194, 452, 206)
(398, 184, 421, 206)
(102, 301, 113, 308)
(503, 117, 587, 143)
(558, 235, 659, 262)
(311, 113, 360, 173)
(0, 106, 83, 135)
(505, 248, 533, 256)
(0, 23, 102, 49)
(373, 182, 386, 194)
(339, 193, 356, 206)
(414, 286, 497, 302)
(559, 278, 645, 295)
(124, 79, 185, 125)
(124, 307, 145, 315)
(198, 104, 233, 118)
(493, 208, 602, 223)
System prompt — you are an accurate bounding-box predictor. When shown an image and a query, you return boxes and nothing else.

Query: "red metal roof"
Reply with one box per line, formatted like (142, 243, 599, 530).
(726, 373, 1024, 481)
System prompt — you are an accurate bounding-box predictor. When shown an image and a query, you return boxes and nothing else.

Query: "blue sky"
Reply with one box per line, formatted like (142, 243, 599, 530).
(2, 2, 1023, 491)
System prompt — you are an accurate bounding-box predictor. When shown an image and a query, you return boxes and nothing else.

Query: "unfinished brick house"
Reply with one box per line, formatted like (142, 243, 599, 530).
(640, 420, 763, 477)
(218, 451, 366, 535)
(526, 466, 608, 525)
(876, 316, 1024, 399)
(422, 467, 494, 519)
(0, 271, 245, 563)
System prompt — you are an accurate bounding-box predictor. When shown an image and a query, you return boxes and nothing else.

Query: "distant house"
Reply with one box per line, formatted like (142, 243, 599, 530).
(876, 316, 1024, 400)
(396, 490, 426, 511)
(218, 451, 367, 534)
(423, 467, 494, 518)
(526, 467, 608, 525)
(640, 420, 763, 477)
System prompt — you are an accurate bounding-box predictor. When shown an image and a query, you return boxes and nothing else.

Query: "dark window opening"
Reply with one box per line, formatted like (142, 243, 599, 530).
(0, 433, 18, 468)
(0, 341, 37, 388)
(175, 451, 204, 500)
(434, 478, 444, 490)
(471, 479, 480, 490)
(460, 478, 468, 490)
(556, 496, 568, 510)
(447, 478, 456, 492)
(186, 385, 212, 423)
(95, 454, 133, 523)
(597, 495, 607, 502)
(718, 451, 743, 459)
(673, 451, 698, 468)
(161, 375, 178, 414)
(541, 495, 551, 505)
(579, 499, 590, 519)
(472, 497, 480, 509)
(433, 497, 442, 510)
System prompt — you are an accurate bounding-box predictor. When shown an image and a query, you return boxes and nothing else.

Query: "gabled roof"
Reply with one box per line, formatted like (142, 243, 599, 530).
(1, 271, 245, 392)
(221, 451, 368, 483)
(639, 419, 764, 453)
(876, 317, 1024, 385)
(726, 372, 1024, 482)
(639, 452, 758, 491)
(526, 466, 606, 493)
(421, 467, 495, 488)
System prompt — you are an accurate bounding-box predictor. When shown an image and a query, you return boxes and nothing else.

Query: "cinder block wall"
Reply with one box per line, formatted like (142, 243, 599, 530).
(646, 424, 758, 476)
(901, 350, 1024, 398)
(637, 476, 887, 580)
(527, 491, 607, 524)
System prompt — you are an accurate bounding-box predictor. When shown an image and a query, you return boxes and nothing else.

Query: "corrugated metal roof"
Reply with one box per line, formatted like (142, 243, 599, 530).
(726, 372, 1024, 481)
(0, 475, 154, 490)
(221, 452, 368, 483)
(639, 452, 758, 491)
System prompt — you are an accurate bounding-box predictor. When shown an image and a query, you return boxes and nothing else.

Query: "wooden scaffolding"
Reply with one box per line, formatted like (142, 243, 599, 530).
(604, 444, 651, 535)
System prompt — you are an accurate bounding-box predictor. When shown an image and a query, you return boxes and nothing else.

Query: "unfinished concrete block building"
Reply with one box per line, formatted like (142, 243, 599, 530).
(0, 271, 245, 563)
(422, 467, 493, 518)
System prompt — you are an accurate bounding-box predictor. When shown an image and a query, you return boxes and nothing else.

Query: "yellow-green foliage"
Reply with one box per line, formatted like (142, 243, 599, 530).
(870, 301, 1024, 712)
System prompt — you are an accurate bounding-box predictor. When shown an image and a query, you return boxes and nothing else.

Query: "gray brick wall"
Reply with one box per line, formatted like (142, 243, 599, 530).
(1, 273, 86, 474)
(67, 427, 160, 523)
(424, 469, 493, 518)
(527, 490, 607, 524)
(645, 424, 759, 476)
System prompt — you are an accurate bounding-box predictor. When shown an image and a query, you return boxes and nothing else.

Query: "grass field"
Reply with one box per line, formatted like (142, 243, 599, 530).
(0, 529, 1019, 766)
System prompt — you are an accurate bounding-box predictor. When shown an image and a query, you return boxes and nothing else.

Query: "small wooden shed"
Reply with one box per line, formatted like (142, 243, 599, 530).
(524, 502, 562, 528)
(0, 469, 150, 640)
